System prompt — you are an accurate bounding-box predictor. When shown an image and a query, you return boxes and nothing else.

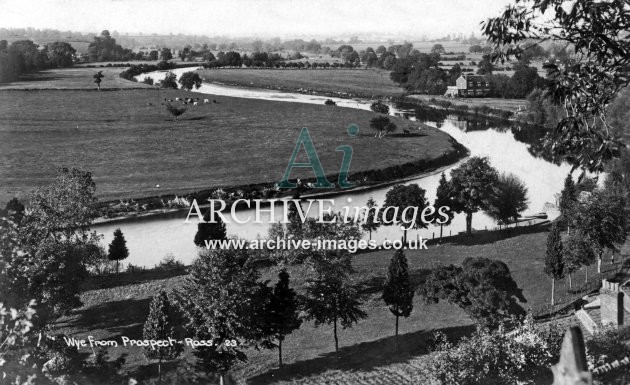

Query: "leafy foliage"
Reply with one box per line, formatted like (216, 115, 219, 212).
(382, 249, 414, 350)
(360, 197, 380, 240)
(486, 173, 529, 226)
(382, 183, 429, 241)
(160, 71, 178, 89)
(448, 157, 499, 234)
(193, 210, 227, 247)
(434, 173, 454, 236)
(143, 290, 183, 375)
(483, 0, 630, 173)
(420, 257, 525, 328)
(370, 101, 390, 114)
(369, 116, 397, 138)
(107, 228, 128, 273)
(164, 103, 186, 120)
(178, 71, 203, 91)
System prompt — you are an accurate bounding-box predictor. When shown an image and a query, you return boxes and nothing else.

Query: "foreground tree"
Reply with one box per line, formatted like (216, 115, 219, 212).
(383, 184, 429, 243)
(263, 269, 302, 368)
(484, 0, 630, 174)
(143, 290, 183, 380)
(571, 189, 627, 273)
(1, 167, 99, 321)
(165, 103, 186, 121)
(178, 71, 202, 91)
(107, 228, 129, 274)
(487, 173, 529, 228)
(382, 249, 414, 351)
(563, 231, 597, 285)
(544, 223, 564, 306)
(421, 257, 525, 328)
(303, 271, 367, 355)
(173, 246, 268, 384)
(449, 157, 499, 234)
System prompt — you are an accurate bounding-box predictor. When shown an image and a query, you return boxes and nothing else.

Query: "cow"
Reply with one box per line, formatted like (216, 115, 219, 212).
(204, 99, 210, 104)
(193, 102, 199, 106)
(175, 97, 181, 101)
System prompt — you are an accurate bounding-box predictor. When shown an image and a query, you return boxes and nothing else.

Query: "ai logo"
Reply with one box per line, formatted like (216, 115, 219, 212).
(278, 124, 358, 189)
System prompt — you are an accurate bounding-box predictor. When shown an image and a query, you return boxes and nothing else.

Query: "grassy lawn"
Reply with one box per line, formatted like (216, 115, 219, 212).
(0, 67, 153, 90)
(0, 87, 457, 205)
(53, 224, 618, 384)
(197, 68, 402, 97)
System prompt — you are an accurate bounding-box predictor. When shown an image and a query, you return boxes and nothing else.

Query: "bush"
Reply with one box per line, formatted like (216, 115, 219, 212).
(158, 254, 184, 270)
(142, 76, 154, 85)
(324, 99, 336, 106)
(370, 101, 390, 114)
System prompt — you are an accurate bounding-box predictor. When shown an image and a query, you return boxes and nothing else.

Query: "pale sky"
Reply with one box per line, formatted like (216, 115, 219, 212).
(0, 0, 513, 38)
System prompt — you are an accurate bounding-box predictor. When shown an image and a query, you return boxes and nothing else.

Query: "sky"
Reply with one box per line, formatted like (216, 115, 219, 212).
(0, 0, 514, 39)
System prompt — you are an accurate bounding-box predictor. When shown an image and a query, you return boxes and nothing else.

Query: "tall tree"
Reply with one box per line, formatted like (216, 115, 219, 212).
(193, 210, 227, 247)
(563, 231, 597, 285)
(93, 71, 104, 90)
(383, 184, 429, 243)
(303, 272, 367, 355)
(544, 223, 564, 306)
(46, 42, 76, 68)
(263, 269, 302, 368)
(449, 157, 499, 235)
(382, 249, 414, 351)
(1, 167, 98, 321)
(434, 173, 454, 239)
(143, 290, 183, 380)
(361, 197, 380, 240)
(487, 173, 529, 228)
(571, 189, 627, 273)
(107, 228, 129, 274)
(173, 246, 268, 385)
(420, 257, 525, 328)
(558, 174, 577, 233)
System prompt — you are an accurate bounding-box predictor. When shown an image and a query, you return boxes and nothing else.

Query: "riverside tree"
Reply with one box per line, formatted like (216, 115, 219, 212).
(370, 116, 397, 138)
(143, 290, 183, 380)
(483, 0, 630, 174)
(263, 269, 302, 368)
(173, 246, 268, 384)
(487, 173, 529, 228)
(544, 223, 565, 306)
(383, 183, 429, 243)
(160, 71, 178, 89)
(107, 228, 129, 274)
(420, 257, 525, 328)
(448, 157, 499, 235)
(193, 210, 227, 247)
(433, 172, 454, 239)
(382, 249, 414, 352)
(361, 197, 380, 240)
(178, 71, 202, 91)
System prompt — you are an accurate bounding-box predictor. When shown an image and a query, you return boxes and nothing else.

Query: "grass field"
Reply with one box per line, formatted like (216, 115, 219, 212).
(197, 68, 402, 97)
(0, 86, 457, 205)
(0, 67, 153, 90)
(53, 225, 620, 384)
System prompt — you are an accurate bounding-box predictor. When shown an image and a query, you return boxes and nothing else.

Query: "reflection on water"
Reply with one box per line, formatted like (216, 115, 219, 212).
(97, 72, 570, 267)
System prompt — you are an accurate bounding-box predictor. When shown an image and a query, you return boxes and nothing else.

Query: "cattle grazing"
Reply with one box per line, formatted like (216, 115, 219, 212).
(193, 102, 199, 106)
(175, 97, 181, 101)
(204, 99, 210, 104)
(403, 128, 411, 134)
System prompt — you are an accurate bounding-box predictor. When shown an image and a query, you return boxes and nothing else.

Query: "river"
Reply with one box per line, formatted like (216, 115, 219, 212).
(93, 69, 571, 268)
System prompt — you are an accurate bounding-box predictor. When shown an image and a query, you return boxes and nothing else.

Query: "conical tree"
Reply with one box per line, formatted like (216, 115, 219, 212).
(265, 269, 302, 368)
(434, 172, 454, 239)
(107, 228, 129, 274)
(143, 290, 183, 382)
(193, 210, 227, 247)
(559, 174, 577, 233)
(382, 249, 414, 351)
(544, 223, 565, 306)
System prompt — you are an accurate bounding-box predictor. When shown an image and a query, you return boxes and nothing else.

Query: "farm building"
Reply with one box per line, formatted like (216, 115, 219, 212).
(445, 74, 491, 97)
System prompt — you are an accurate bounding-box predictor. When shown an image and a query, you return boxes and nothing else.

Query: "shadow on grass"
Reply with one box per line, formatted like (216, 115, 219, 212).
(247, 324, 475, 385)
(61, 298, 150, 339)
(81, 267, 188, 292)
(445, 222, 551, 247)
(358, 268, 431, 296)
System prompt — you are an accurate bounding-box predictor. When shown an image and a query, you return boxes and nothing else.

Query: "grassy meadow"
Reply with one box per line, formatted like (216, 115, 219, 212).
(53, 224, 619, 384)
(197, 68, 402, 96)
(0, 85, 458, 205)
